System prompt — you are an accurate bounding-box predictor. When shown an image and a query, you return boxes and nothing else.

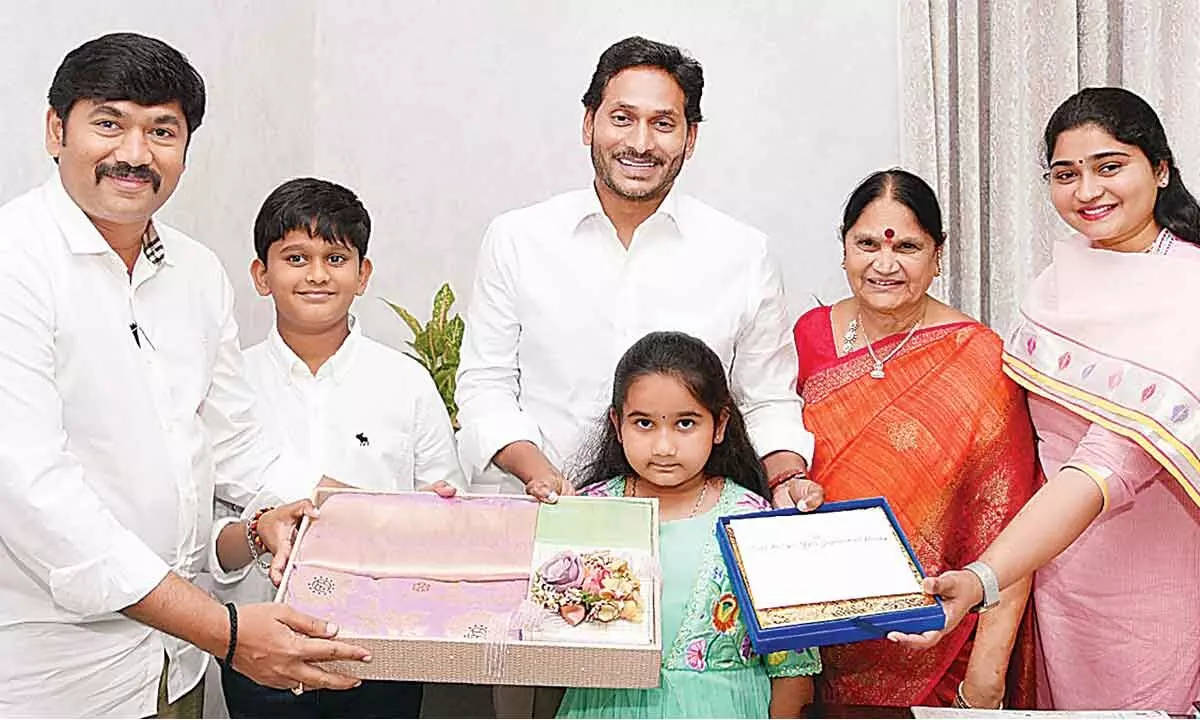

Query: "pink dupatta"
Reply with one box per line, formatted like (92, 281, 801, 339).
(1003, 234, 1200, 508)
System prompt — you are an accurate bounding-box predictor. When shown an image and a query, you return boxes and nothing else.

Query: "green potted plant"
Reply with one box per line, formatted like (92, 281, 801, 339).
(383, 282, 464, 428)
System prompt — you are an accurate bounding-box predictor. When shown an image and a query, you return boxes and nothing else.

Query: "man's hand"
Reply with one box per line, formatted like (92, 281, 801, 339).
(233, 603, 370, 691)
(762, 452, 821, 511)
(778, 476, 824, 512)
(524, 467, 573, 504)
(419, 480, 458, 498)
(256, 500, 320, 586)
(887, 570, 983, 649)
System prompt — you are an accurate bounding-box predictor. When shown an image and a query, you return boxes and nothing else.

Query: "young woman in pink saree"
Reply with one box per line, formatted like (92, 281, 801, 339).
(895, 88, 1200, 713)
(795, 170, 1039, 709)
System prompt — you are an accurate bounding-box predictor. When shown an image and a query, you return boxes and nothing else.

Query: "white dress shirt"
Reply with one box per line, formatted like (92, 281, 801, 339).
(0, 177, 315, 718)
(209, 318, 466, 603)
(455, 188, 812, 492)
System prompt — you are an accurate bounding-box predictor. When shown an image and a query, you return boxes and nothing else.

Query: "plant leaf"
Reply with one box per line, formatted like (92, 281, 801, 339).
(432, 283, 454, 333)
(446, 314, 465, 348)
(382, 299, 424, 337)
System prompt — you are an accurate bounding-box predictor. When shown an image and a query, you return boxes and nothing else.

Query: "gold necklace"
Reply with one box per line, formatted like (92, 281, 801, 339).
(629, 476, 710, 518)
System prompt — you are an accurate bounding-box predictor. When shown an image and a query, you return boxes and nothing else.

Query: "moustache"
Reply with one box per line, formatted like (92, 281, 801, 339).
(95, 162, 162, 193)
(612, 151, 664, 166)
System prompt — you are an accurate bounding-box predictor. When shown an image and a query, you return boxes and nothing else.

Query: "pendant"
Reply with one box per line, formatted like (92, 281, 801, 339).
(870, 363, 886, 379)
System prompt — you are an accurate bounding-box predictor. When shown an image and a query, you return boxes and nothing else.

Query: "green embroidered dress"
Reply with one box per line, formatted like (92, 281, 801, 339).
(557, 478, 821, 719)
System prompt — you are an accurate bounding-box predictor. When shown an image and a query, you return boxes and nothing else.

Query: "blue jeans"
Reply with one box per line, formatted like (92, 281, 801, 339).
(221, 664, 422, 719)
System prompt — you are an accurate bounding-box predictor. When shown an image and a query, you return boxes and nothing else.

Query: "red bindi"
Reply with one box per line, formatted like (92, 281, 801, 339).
(884, 228, 895, 239)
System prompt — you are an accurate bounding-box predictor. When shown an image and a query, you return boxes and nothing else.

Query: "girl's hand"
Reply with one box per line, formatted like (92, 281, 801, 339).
(419, 480, 458, 498)
(768, 675, 813, 718)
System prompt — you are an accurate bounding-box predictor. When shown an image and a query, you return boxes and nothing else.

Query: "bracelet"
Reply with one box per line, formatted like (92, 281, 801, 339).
(767, 468, 808, 493)
(224, 602, 238, 666)
(954, 680, 1003, 710)
(246, 506, 275, 573)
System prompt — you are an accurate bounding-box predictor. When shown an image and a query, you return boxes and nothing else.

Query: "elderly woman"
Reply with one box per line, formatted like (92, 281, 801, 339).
(793, 169, 1038, 709)
(896, 88, 1200, 713)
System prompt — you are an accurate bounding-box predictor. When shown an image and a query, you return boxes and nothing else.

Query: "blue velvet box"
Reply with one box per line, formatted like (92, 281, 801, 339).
(716, 496, 945, 653)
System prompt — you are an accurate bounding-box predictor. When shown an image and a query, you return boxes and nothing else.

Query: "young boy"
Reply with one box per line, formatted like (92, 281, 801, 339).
(211, 177, 465, 718)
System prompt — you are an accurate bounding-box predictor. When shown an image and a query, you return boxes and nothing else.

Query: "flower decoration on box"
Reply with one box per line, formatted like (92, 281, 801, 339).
(532, 550, 643, 626)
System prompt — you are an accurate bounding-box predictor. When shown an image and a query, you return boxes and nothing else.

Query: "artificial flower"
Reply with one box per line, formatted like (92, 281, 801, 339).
(538, 551, 583, 590)
(559, 603, 586, 626)
(592, 601, 621, 622)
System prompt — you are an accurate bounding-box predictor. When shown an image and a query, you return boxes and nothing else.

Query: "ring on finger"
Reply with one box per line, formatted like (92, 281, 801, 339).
(291, 683, 304, 696)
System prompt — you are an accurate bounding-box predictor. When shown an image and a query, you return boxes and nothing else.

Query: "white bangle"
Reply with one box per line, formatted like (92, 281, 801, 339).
(963, 560, 1000, 612)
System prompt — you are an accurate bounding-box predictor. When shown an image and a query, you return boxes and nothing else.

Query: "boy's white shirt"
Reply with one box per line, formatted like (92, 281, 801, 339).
(208, 315, 466, 602)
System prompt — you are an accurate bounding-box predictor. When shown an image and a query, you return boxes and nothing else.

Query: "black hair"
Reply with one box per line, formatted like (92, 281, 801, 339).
(48, 32, 206, 138)
(253, 178, 371, 264)
(573, 331, 767, 497)
(840, 168, 945, 247)
(582, 36, 704, 125)
(1043, 87, 1200, 245)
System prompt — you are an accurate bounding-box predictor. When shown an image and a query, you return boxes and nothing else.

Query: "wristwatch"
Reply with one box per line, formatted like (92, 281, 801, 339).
(962, 560, 1001, 613)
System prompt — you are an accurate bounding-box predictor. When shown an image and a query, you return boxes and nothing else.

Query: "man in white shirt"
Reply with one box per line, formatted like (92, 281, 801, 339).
(456, 36, 823, 512)
(0, 33, 368, 718)
(210, 177, 465, 718)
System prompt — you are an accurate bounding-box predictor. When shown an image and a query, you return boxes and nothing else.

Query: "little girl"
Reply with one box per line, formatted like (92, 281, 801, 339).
(557, 331, 820, 719)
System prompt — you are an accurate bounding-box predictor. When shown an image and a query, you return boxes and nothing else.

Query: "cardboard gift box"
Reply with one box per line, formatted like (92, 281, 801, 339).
(275, 488, 662, 687)
(716, 496, 944, 653)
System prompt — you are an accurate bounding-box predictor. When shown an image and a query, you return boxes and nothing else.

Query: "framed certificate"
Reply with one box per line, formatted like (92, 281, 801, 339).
(716, 496, 945, 652)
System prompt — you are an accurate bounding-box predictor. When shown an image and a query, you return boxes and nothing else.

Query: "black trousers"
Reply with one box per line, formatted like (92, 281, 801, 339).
(221, 664, 423, 719)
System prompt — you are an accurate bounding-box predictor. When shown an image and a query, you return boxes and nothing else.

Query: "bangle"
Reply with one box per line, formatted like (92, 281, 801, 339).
(246, 507, 275, 574)
(224, 602, 238, 666)
(767, 468, 808, 493)
(954, 680, 1003, 710)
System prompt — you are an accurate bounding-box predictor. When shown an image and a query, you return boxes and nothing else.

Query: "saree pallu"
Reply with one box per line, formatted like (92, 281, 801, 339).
(796, 313, 1038, 707)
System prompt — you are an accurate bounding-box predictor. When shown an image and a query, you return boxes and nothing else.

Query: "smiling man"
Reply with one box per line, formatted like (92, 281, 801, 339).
(0, 33, 370, 717)
(458, 37, 818, 509)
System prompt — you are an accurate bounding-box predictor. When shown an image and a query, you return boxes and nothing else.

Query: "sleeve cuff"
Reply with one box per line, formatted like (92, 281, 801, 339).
(47, 531, 170, 617)
(208, 516, 254, 586)
(1062, 462, 1113, 514)
(764, 648, 822, 677)
(457, 411, 544, 478)
(744, 406, 814, 462)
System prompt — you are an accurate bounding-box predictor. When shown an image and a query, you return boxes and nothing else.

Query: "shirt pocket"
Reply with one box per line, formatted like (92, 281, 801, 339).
(339, 428, 415, 491)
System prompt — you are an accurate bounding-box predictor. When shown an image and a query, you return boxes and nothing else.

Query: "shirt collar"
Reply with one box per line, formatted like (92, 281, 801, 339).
(268, 314, 362, 384)
(42, 174, 173, 266)
(569, 183, 682, 238)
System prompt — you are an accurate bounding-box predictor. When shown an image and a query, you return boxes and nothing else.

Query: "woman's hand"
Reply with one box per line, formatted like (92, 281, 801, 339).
(958, 675, 1005, 709)
(887, 571, 982, 649)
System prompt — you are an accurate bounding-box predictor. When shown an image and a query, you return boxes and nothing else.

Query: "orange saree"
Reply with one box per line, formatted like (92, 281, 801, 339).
(794, 307, 1038, 708)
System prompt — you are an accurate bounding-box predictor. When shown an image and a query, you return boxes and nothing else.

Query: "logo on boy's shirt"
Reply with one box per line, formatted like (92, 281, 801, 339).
(355, 433, 369, 447)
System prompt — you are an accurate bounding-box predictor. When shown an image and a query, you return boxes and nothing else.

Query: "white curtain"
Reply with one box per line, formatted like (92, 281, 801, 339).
(900, 0, 1200, 331)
